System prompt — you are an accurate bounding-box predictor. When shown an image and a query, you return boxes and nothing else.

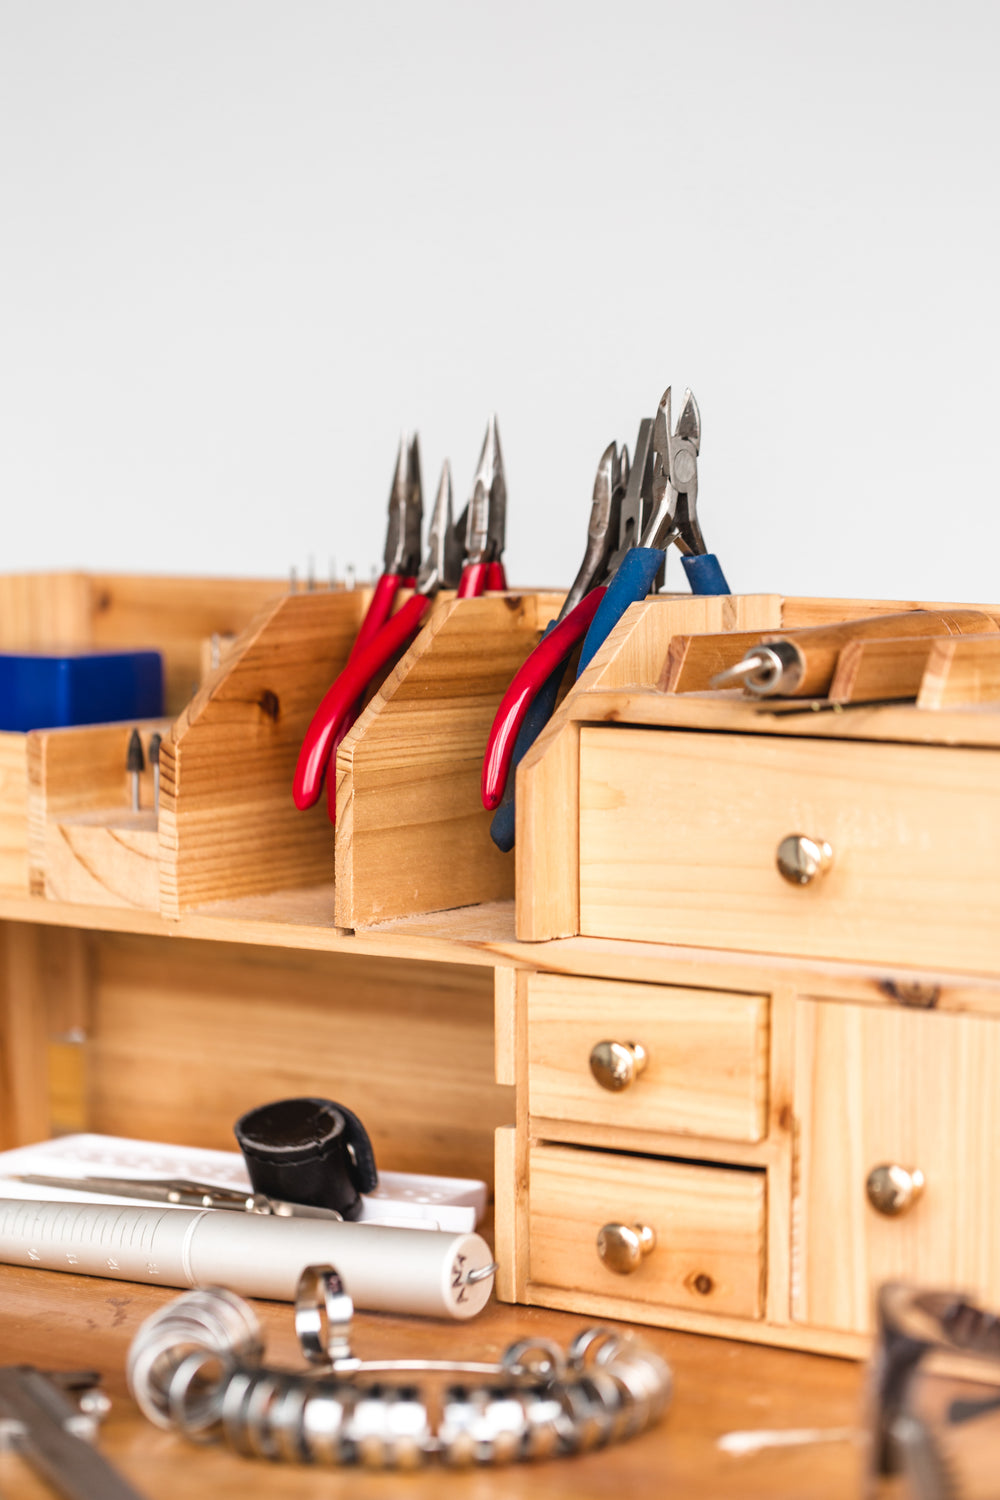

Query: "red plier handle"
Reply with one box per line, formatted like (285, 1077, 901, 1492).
(294, 592, 432, 811)
(480, 586, 606, 810)
(457, 560, 507, 599)
(347, 573, 416, 665)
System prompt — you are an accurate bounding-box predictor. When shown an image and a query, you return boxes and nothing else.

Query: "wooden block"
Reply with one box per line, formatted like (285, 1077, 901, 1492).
(661, 629, 777, 693)
(0, 733, 28, 894)
(335, 593, 563, 929)
(44, 811, 159, 910)
(159, 590, 369, 917)
(26, 721, 169, 900)
(917, 634, 1000, 708)
(828, 635, 946, 703)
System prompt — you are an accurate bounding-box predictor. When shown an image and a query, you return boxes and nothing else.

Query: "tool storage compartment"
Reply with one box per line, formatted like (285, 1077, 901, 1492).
(577, 726, 1000, 973)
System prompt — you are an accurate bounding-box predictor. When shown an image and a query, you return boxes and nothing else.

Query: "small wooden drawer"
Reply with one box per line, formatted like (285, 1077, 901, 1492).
(526, 974, 769, 1144)
(527, 1143, 766, 1319)
(579, 727, 1000, 972)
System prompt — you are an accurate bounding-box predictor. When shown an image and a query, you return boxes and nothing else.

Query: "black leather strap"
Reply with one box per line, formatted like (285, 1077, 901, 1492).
(234, 1098, 378, 1221)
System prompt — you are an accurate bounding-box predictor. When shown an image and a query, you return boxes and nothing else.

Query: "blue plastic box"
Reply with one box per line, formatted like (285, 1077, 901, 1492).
(0, 650, 164, 732)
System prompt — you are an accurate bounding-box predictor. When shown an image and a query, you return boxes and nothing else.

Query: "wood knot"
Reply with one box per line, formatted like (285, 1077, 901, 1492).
(879, 979, 940, 1009)
(257, 689, 280, 720)
(689, 1272, 714, 1297)
(95, 590, 112, 612)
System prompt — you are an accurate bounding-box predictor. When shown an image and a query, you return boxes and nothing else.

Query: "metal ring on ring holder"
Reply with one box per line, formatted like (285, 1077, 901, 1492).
(127, 1264, 673, 1468)
(294, 1263, 358, 1369)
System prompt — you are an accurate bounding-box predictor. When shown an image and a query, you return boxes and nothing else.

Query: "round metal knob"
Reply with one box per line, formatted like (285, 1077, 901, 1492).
(589, 1040, 648, 1093)
(776, 834, 834, 886)
(866, 1164, 925, 1217)
(596, 1222, 656, 1275)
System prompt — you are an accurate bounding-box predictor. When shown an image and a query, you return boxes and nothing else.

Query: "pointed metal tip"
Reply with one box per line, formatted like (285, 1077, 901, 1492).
(435, 458, 453, 517)
(126, 729, 145, 774)
(474, 412, 503, 470)
(676, 388, 701, 447)
(407, 431, 422, 482)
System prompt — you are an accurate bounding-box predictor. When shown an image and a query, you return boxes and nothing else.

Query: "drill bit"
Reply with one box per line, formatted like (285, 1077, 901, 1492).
(126, 730, 144, 813)
(148, 733, 162, 813)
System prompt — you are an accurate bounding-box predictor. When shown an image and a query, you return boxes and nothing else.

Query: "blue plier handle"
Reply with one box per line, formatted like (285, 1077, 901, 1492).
(486, 388, 731, 850)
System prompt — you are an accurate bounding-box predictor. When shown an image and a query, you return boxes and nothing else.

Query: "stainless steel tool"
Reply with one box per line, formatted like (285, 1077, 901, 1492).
(10, 1173, 344, 1219)
(0, 1365, 147, 1500)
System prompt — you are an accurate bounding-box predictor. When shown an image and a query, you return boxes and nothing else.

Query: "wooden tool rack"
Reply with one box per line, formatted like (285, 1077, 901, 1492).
(0, 573, 996, 1494)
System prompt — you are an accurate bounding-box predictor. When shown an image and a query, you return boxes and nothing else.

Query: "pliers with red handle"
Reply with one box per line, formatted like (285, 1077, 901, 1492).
(294, 416, 509, 821)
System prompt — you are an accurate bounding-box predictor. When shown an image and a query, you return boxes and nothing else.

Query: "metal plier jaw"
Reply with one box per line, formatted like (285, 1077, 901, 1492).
(383, 432, 424, 576)
(463, 414, 507, 566)
(416, 461, 464, 594)
(562, 440, 630, 619)
(641, 387, 706, 556)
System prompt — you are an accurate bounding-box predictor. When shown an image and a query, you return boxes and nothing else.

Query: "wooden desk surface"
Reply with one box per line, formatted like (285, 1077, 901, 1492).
(0, 1265, 868, 1498)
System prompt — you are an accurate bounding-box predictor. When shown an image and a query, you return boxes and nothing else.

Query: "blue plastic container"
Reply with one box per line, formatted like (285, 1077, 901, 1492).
(0, 650, 164, 732)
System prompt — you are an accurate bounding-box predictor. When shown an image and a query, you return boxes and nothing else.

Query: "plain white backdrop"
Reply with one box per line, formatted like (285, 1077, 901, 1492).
(1, 1, 998, 601)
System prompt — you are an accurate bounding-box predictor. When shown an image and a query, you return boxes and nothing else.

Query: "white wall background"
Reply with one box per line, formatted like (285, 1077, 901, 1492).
(1, 1, 998, 601)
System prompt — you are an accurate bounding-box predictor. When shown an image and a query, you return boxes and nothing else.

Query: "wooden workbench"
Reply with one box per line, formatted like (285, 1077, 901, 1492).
(0, 1264, 866, 1498)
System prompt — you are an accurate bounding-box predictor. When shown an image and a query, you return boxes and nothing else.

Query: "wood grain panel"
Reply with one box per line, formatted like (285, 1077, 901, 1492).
(526, 974, 769, 1144)
(84, 932, 510, 1183)
(793, 999, 1000, 1334)
(918, 633, 1000, 708)
(337, 593, 563, 928)
(528, 1143, 766, 1319)
(0, 734, 28, 894)
(579, 726, 1000, 973)
(159, 590, 367, 915)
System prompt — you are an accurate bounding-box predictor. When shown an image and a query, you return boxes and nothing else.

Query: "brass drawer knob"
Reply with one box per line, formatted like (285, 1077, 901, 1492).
(589, 1040, 648, 1092)
(866, 1163, 925, 1216)
(776, 834, 834, 886)
(596, 1222, 656, 1275)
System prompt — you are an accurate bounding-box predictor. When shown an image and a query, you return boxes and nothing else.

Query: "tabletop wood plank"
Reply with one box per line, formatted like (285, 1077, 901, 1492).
(0, 1264, 866, 1498)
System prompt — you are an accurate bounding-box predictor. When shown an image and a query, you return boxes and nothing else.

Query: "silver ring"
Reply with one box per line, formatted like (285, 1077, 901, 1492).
(294, 1263, 356, 1367)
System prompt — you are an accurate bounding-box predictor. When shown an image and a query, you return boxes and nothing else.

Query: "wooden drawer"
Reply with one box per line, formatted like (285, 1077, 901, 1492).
(794, 1000, 1000, 1335)
(527, 1142, 766, 1320)
(579, 727, 1000, 972)
(526, 974, 769, 1144)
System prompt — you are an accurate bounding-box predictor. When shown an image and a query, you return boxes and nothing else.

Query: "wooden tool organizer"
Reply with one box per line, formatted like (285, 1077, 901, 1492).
(6, 574, 563, 926)
(498, 591, 1000, 1357)
(4, 577, 1000, 1370)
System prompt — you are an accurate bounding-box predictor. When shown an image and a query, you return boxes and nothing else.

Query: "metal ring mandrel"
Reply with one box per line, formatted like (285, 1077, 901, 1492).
(711, 640, 803, 696)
